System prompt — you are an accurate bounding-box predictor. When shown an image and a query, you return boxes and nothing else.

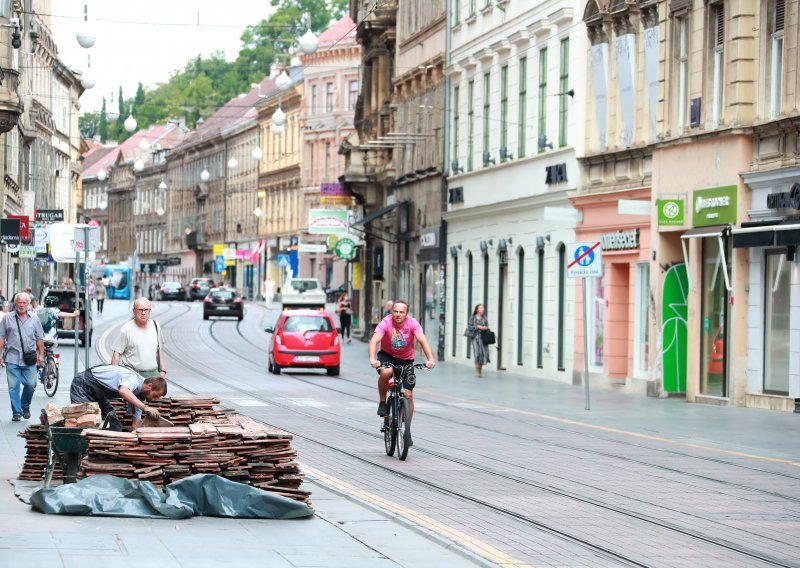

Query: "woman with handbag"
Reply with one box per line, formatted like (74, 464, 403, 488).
(468, 304, 490, 377)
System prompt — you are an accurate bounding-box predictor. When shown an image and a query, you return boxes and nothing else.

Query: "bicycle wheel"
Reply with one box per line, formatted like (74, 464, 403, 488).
(43, 356, 58, 397)
(383, 395, 396, 456)
(397, 397, 411, 461)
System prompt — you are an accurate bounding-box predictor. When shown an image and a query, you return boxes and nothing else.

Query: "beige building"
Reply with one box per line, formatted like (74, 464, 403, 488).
(257, 67, 304, 288)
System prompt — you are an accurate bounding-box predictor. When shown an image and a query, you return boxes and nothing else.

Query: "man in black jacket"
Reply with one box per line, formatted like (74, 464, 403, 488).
(70, 365, 166, 431)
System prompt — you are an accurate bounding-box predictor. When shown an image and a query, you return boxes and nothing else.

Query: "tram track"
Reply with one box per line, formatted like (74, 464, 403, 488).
(149, 302, 800, 568)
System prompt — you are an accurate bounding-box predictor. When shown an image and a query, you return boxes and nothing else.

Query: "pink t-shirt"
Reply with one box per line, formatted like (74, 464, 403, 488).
(376, 314, 422, 360)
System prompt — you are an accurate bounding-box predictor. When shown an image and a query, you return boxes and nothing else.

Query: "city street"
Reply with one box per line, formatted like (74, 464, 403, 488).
(1, 298, 799, 567)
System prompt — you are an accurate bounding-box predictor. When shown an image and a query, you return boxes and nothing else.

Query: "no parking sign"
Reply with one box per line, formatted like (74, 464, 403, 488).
(566, 242, 603, 278)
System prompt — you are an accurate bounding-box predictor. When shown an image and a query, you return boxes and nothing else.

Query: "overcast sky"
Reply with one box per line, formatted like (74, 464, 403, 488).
(51, 1, 273, 115)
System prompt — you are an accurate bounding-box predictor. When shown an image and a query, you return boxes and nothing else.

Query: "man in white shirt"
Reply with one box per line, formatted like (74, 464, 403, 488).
(110, 298, 167, 379)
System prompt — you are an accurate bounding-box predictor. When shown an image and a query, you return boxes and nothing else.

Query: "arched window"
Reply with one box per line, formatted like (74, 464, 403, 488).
(451, 254, 458, 358)
(557, 243, 566, 371)
(466, 252, 473, 358)
(537, 246, 545, 368)
(517, 247, 525, 365)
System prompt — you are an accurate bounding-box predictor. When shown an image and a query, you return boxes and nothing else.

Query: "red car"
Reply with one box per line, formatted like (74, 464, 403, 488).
(266, 309, 341, 376)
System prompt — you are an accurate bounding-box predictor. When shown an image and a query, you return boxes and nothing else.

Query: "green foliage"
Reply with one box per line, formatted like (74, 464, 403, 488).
(80, 1, 349, 139)
(99, 97, 108, 142)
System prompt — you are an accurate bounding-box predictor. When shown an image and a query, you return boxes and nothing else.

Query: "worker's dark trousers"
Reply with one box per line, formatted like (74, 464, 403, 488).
(70, 370, 123, 431)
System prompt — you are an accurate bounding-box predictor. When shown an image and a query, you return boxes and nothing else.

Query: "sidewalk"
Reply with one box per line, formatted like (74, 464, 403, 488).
(335, 333, 800, 463)
(0, 298, 486, 568)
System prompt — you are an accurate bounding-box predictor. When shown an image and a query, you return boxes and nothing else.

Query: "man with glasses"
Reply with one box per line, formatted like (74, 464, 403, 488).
(111, 298, 167, 380)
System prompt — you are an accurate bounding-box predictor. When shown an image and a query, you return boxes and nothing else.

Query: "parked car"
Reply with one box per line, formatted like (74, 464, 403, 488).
(43, 287, 93, 346)
(280, 278, 326, 309)
(203, 287, 243, 321)
(159, 281, 187, 301)
(265, 309, 340, 376)
(188, 277, 216, 301)
(324, 284, 346, 303)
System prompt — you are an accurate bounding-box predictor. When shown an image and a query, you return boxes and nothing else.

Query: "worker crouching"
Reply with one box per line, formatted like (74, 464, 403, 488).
(70, 365, 167, 431)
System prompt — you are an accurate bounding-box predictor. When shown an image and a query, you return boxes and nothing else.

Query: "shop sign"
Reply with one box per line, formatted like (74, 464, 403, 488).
(320, 196, 350, 206)
(334, 237, 357, 260)
(545, 163, 568, 185)
(19, 245, 35, 258)
(421, 227, 438, 249)
(692, 185, 737, 227)
(766, 182, 800, 210)
(600, 228, 639, 251)
(35, 209, 64, 222)
(299, 243, 327, 253)
(320, 182, 347, 196)
(658, 199, 684, 226)
(1, 218, 20, 244)
(308, 209, 349, 235)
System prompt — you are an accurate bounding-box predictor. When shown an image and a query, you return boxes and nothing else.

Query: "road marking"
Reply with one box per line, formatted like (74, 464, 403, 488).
(303, 464, 532, 568)
(225, 398, 270, 407)
(286, 399, 327, 407)
(430, 392, 800, 468)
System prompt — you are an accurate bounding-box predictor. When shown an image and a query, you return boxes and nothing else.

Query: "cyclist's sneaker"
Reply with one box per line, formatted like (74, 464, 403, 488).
(377, 401, 388, 417)
(12, 414, 21, 422)
(405, 433, 413, 447)
(22, 407, 30, 419)
(46, 379, 53, 389)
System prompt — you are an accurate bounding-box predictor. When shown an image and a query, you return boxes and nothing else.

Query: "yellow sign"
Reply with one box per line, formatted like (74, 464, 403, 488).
(352, 262, 362, 291)
(326, 234, 339, 249)
(213, 244, 224, 257)
(320, 196, 350, 206)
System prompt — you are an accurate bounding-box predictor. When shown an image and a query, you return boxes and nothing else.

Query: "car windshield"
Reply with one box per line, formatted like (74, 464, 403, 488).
(163, 282, 180, 289)
(282, 316, 332, 333)
(291, 280, 318, 292)
(212, 291, 235, 300)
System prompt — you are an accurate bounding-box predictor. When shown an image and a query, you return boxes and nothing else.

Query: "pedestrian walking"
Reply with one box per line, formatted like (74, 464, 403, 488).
(107, 275, 116, 299)
(110, 298, 166, 380)
(95, 280, 107, 314)
(70, 365, 166, 431)
(383, 300, 394, 318)
(0, 293, 44, 421)
(0, 301, 10, 323)
(468, 304, 491, 377)
(265, 277, 275, 308)
(336, 293, 353, 343)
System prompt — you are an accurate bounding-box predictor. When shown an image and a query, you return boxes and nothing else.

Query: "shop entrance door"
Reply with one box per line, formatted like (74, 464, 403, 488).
(700, 237, 731, 397)
(497, 260, 508, 370)
(421, 264, 439, 355)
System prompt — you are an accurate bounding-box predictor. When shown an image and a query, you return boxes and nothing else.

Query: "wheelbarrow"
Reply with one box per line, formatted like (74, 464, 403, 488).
(43, 421, 88, 488)
(42, 411, 116, 488)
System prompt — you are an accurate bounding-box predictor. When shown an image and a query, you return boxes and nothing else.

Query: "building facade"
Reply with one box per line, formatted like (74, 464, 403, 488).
(445, 0, 586, 377)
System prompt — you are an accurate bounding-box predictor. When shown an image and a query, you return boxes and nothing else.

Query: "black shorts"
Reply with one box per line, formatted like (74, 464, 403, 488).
(377, 351, 416, 390)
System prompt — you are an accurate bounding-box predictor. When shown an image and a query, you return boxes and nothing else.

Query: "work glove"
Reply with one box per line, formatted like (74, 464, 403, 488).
(143, 406, 160, 418)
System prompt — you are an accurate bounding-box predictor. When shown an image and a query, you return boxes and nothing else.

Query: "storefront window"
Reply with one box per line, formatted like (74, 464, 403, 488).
(764, 251, 790, 394)
(700, 237, 730, 397)
(634, 263, 650, 376)
(588, 274, 605, 370)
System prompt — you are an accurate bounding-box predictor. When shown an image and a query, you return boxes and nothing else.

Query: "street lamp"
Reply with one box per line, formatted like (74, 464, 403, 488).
(298, 12, 318, 55)
(133, 159, 144, 172)
(124, 105, 137, 133)
(97, 168, 107, 181)
(272, 106, 286, 126)
(158, 180, 167, 190)
(251, 146, 263, 160)
(200, 169, 210, 182)
(138, 137, 150, 151)
(227, 157, 238, 169)
(271, 123, 285, 136)
(275, 70, 291, 91)
(76, 3, 96, 48)
(81, 54, 95, 89)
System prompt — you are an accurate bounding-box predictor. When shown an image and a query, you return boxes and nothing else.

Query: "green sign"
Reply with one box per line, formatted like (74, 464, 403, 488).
(334, 237, 357, 260)
(692, 185, 737, 227)
(661, 263, 687, 393)
(657, 199, 684, 226)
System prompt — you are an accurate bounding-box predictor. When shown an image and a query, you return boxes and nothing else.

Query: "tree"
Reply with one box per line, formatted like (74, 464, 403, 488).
(99, 97, 108, 142)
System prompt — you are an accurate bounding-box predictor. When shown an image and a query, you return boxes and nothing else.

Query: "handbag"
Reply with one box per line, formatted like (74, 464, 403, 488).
(481, 329, 496, 345)
(463, 326, 472, 338)
(14, 314, 38, 366)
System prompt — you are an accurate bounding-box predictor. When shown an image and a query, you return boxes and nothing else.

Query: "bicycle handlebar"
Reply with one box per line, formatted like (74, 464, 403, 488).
(378, 362, 428, 370)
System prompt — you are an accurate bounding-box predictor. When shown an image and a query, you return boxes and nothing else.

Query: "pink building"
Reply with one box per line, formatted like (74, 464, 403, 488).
(298, 16, 359, 289)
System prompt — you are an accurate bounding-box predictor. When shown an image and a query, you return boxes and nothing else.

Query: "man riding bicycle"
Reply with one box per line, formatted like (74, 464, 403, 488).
(369, 300, 435, 420)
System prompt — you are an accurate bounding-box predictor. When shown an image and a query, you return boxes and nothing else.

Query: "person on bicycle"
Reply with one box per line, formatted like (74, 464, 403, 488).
(32, 297, 79, 346)
(369, 300, 435, 420)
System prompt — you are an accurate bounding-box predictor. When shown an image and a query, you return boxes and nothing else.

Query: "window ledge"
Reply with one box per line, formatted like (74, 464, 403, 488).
(480, 5, 493, 15)
(465, 14, 477, 25)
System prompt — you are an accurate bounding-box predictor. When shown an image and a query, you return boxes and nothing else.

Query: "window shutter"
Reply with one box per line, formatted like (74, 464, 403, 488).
(715, 5, 724, 47)
(775, 0, 785, 32)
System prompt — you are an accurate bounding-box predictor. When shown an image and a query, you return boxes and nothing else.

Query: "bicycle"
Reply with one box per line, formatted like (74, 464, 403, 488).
(37, 339, 60, 397)
(380, 362, 425, 461)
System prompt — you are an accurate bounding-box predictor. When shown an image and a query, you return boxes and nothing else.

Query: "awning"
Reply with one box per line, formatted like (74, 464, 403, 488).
(680, 225, 731, 292)
(351, 201, 403, 227)
(731, 219, 800, 248)
(732, 220, 781, 248)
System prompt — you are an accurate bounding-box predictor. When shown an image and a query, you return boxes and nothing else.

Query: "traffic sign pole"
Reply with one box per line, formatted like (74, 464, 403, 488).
(582, 278, 591, 411)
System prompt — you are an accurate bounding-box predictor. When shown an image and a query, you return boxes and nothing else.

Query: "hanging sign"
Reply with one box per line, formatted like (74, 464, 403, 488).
(334, 237, 357, 260)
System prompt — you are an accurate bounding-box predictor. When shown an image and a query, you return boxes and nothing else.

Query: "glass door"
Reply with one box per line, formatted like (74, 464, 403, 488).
(700, 237, 730, 397)
(764, 250, 790, 394)
(634, 262, 650, 377)
(587, 272, 605, 371)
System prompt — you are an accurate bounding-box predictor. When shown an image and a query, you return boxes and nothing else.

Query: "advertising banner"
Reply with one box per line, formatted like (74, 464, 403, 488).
(692, 186, 737, 227)
(308, 209, 349, 235)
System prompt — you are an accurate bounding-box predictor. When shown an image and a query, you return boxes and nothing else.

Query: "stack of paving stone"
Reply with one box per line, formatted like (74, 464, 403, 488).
(79, 412, 310, 505)
(108, 395, 229, 430)
(17, 425, 61, 481)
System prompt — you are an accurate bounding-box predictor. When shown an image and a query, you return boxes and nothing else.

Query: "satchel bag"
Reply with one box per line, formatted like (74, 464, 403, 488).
(463, 326, 473, 338)
(481, 329, 496, 345)
(14, 315, 38, 366)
